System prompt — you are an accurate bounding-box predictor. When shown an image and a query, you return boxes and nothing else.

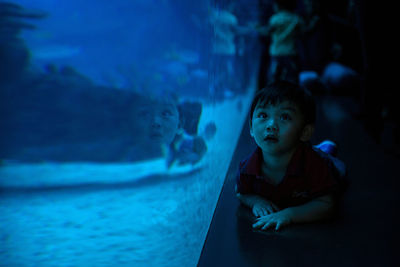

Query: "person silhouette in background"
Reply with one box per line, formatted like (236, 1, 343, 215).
(297, 0, 363, 96)
(208, 2, 240, 98)
(208, 2, 259, 98)
(254, 0, 319, 84)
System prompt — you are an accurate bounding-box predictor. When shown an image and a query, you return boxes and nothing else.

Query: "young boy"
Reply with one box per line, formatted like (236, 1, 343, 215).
(236, 81, 344, 231)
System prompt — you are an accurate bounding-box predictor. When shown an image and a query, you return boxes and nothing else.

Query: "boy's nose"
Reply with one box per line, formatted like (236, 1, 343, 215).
(151, 115, 162, 128)
(266, 119, 278, 131)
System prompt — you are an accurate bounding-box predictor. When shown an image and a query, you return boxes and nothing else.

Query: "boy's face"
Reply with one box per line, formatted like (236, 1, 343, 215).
(250, 100, 313, 156)
(133, 98, 181, 147)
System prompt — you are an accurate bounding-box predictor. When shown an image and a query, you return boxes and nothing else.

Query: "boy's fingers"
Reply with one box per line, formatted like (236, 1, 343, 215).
(275, 221, 282, 231)
(256, 209, 264, 217)
(261, 221, 274, 230)
(256, 208, 263, 217)
(252, 221, 263, 228)
(265, 206, 273, 214)
(258, 210, 265, 217)
(261, 208, 269, 216)
(252, 207, 259, 217)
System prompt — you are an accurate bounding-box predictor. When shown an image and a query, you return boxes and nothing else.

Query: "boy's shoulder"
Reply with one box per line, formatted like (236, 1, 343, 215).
(301, 142, 346, 179)
(238, 147, 261, 175)
(298, 142, 333, 168)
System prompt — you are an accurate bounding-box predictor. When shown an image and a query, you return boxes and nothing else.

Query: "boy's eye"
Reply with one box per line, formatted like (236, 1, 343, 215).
(280, 113, 292, 121)
(162, 110, 173, 117)
(257, 112, 267, 119)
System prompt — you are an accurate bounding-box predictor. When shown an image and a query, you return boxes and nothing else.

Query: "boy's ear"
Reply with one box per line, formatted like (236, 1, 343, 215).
(249, 122, 254, 137)
(300, 124, 314, 142)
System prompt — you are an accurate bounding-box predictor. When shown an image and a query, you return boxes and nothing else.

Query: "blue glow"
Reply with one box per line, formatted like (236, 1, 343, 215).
(0, 0, 262, 266)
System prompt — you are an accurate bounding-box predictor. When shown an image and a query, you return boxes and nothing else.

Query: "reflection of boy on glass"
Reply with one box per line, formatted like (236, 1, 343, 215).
(126, 93, 181, 161)
(127, 93, 207, 166)
(134, 95, 181, 152)
(236, 81, 345, 231)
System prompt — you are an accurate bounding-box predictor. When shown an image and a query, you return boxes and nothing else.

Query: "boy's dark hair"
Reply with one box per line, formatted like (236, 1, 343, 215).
(249, 81, 316, 126)
(274, 0, 297, 11)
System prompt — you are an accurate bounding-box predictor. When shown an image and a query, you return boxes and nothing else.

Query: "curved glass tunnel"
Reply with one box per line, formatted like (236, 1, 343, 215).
(0, 1, 262, 266)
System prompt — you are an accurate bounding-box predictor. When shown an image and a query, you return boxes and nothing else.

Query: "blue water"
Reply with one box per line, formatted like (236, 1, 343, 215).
(0, 0, 261, 266)
(15, 0, 208, 90)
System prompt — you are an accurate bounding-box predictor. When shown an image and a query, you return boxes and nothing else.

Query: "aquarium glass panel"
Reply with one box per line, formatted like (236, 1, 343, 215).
(0, 0, 262, 266)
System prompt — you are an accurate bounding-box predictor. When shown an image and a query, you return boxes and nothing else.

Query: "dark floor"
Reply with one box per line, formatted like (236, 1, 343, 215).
(198, 94, 399, 267)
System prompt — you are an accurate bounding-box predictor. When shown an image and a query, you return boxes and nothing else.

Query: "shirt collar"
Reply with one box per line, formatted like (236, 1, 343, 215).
(241, 142, 308, 178)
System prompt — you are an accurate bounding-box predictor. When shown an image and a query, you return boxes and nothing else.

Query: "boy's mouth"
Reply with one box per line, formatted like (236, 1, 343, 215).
(264, 135, 278, 142)
(150, 131, 163, 139)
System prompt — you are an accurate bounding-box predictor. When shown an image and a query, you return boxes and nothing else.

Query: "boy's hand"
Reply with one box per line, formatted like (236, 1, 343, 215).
(252, 198, 279, 217)
(252, 210, 292, 231)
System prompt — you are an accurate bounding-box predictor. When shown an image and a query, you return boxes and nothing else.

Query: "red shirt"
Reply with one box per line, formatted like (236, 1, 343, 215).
(236, 142, 339, 209)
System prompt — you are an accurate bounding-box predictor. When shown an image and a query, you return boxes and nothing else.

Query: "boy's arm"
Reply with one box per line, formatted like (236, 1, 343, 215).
(235, 184, 261, 208)
(236, 185, 279, 216)
(283, 194, 334, 223)
(253, 194, 334, 231)
(236, 192, 262, 208)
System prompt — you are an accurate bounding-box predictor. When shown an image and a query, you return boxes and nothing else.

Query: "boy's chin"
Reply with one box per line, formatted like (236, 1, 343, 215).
(149, 135, 168, 144)
(259, 139, 280, 148)
(259, 144, 280, 153)
(260, 144, 295, 156)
